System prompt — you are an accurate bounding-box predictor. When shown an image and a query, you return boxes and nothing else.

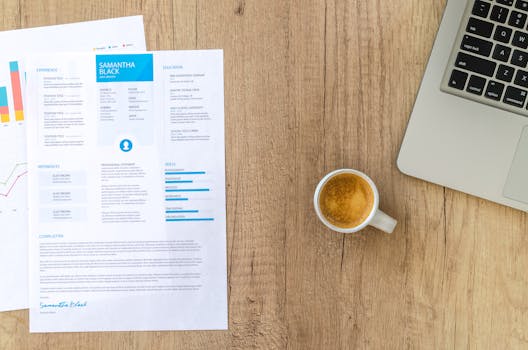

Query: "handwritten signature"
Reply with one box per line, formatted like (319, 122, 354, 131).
(40, 301, 87, 309)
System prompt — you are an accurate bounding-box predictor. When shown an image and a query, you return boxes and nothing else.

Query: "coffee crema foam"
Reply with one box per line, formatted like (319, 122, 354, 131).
(318, 173, 375, 229)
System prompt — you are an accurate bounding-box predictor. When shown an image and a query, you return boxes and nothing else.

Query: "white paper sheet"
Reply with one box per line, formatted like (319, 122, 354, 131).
(0, 16, 146, 312)
(25, 51, 227, 332)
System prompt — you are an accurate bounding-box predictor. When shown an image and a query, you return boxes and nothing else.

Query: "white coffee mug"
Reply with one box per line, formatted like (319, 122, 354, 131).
(313, 169, 397, 234)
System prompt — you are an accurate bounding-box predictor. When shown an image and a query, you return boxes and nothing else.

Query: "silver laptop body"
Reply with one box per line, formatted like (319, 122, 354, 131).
(399, 0, 528, 211)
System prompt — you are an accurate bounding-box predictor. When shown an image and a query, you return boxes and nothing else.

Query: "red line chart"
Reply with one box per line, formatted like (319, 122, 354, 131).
(0, 170, 27, 198)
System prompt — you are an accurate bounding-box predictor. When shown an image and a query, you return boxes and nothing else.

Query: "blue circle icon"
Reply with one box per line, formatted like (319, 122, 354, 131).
(120, 139, 133, 152)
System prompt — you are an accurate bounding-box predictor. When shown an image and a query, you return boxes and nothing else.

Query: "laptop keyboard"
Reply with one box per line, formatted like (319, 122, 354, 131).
(441, 0, 528, 116)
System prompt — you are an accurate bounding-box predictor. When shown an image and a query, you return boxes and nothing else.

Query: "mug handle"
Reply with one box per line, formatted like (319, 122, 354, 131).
(369, 210, 397, 234)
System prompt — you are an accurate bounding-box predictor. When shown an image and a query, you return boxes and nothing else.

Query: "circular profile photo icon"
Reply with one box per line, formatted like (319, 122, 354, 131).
(119, 139, 133, 152)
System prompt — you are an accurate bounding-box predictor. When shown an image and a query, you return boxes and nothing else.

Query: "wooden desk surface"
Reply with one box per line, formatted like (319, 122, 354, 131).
(1, 0, 528, 349)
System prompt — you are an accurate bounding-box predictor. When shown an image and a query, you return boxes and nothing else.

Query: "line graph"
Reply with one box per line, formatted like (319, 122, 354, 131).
(0, 170, 27, 197)
(0, 162, 26, 185)
(0, 163, 27, 198)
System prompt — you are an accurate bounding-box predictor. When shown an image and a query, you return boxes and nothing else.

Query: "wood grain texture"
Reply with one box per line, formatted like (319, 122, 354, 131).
(0, 0, 527, 349)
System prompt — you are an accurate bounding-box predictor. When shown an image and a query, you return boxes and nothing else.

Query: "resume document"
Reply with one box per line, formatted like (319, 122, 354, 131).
(25, 51, 227, 332)
(0, 16, 146, 312)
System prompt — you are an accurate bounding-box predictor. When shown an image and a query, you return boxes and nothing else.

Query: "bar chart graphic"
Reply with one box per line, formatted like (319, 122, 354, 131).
(9, 61, 24, 121)
(0, 61, 25, 124)
(164, 169, 215, 222)
(0, 87, 9, 123)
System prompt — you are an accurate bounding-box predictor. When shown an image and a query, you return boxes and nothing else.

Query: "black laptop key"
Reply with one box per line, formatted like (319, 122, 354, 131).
(512, 31, 528, 49)
(491, 5, 510, 23)
(509, 11, 527, 28)
(466, 17, 494, 38)
(448, 70, 468, 90)
(511, 49, 528, 67)
(497, 64, 516, 82)
(473, 1, 491, 17)
(503, 86, 528, 107)
(485, 80, 505, 100)
(455, 52, 497, 76)
(494, 25, 513, 43)
(466, 75, 487, 95)
(514, 69, 528, 87)
(461, 35, 493, 56)
(516, 0, 528, 11)
(455, 52, 497, 77)
(493, 44, 512, 61)
(498, 0, 514, 5)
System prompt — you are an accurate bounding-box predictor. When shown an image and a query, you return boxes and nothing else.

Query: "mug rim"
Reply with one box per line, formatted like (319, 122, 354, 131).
(313, 169, 380, 233)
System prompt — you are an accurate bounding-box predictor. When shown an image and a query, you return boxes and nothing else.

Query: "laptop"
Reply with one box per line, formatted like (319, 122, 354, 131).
(398, 0, 528, 211)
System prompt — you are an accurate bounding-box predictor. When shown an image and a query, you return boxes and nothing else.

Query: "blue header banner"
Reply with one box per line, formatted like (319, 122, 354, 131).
(96, 54, 153, 82)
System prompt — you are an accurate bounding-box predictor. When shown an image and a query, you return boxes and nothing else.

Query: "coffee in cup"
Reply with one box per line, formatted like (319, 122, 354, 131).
(318, 173, 375, 229)
(314, 169, 397, 233)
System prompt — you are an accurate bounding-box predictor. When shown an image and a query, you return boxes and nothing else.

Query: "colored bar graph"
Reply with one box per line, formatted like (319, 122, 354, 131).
(163, 168, 215, 222)
(166, 188, 210, 192)
(9, 61, 24, 121)
(165, 171, 206, 175)
(166, 218, 214, 222)
(0, 87, 9, 123)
